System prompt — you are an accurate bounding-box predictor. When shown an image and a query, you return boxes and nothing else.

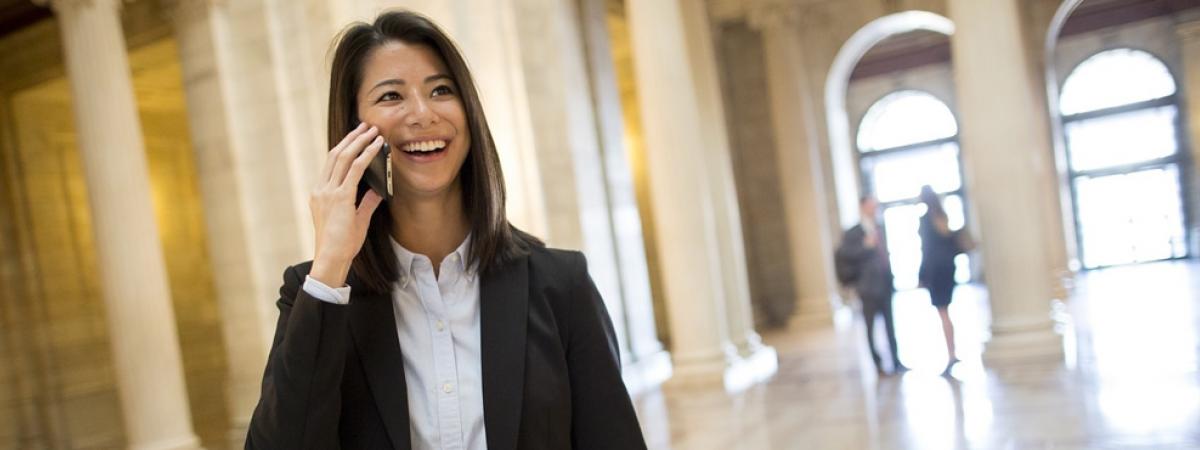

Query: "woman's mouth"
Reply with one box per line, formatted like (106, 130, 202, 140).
(397, 138, 449, 162)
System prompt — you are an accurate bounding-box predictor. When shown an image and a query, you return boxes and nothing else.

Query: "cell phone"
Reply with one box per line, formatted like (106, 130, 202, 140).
(352, 120, 391, 201)
(362, 140, 392, 201)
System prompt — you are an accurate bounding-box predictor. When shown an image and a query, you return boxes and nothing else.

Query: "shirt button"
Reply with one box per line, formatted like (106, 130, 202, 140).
(436, 320, 445, 331)
(442, 383, 454, 393)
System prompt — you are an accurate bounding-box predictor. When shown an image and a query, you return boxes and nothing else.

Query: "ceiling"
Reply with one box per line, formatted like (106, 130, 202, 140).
(851, 0, 1200, 80)
(0, 0, 47, 38)
(851, 29, 950, 80)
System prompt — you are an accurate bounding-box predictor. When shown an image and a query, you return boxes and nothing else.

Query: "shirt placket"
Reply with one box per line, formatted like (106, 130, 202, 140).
(414, 258, 464, 450)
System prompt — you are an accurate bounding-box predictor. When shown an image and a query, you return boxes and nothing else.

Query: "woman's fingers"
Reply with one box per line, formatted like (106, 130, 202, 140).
(329, 127, 380, 186)
(322, 122, 367, 183)
(356, 190, 384, 226)
(343, 137, 385, 190)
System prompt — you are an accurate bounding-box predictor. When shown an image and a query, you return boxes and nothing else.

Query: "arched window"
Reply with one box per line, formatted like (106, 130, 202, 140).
(1059, 48, 1188, 268)
(857, 90, 970, 290)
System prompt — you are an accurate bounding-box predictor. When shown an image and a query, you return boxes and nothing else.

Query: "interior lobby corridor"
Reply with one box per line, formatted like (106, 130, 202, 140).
(636, 261, 1200, 449)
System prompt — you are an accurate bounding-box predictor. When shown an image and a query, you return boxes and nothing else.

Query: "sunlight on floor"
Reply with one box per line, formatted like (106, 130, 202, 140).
(635, 260, 1200, 449)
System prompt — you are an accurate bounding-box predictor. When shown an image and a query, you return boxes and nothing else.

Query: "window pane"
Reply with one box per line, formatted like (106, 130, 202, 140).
(1065, 105, 1178, 172)
(1060, 48, 1176, 115)
(862, 142, 962, 203)
(1075, 165, 1187, 268)
(884, 203, 924, 291)
(858, 90, 958, 152)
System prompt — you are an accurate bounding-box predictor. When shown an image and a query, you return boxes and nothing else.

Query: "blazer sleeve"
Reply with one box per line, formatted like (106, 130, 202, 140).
(245, 265, 349, 450)
(566, 253, 649, 450)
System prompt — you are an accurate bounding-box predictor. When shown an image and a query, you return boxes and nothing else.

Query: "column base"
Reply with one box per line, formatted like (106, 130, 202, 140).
(622, 349, 674, 397)
(726, 345, 778, 392)
(131, 435, 204, 450)
(227, 422, 249, 450)
(788, 296, 843, 329)
(665, 346, 777, 394)
(982, 318, 1064, 365)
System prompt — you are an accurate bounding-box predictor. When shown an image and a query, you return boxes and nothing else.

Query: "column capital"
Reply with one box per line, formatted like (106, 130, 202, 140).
(746, 0, 828, 33)
(160, 0, 223, 24)
(32, 0, 122, 14)
(1177, 11, 1200, 42)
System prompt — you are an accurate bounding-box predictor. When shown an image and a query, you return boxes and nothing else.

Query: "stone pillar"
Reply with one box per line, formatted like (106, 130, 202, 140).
(264, 0, 339, 258)
(510, 0, 632, 369)
(626, 0, 737, 386)
(576, 0, 673, 395)
(205, 0, 312, 350)
(679, 0, 776, 380)
(168, 0, 277, 446)
(1176, 13, 1200, 258)
(948, 0, 1064, 363)
(40, 0, 203, 448)
(748, 0, 839, 326)
(626, 0, 764, 391)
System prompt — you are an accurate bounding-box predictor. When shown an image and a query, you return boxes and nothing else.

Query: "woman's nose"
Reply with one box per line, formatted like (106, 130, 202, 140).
(405, 96, 437, 128)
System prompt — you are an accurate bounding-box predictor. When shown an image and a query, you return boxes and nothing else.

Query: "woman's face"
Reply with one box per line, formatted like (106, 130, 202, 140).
(356, 41, 470, 201)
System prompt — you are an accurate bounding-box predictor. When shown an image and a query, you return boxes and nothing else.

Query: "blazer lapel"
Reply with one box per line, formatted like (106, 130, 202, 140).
(349, 289, 412, 450)
(480, 254, 529, 450)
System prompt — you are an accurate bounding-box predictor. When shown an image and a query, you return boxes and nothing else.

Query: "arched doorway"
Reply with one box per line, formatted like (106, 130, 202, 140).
(856, 90, 971, 290)
(824, 11, 955, 228)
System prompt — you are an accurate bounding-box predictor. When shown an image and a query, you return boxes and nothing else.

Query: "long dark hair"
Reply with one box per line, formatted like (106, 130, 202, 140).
(919, 185, 946, 220)
(327, 10, 541, 293)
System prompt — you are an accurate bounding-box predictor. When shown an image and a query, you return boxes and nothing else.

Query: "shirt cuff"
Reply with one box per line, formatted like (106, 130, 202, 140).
(303, 275, 351, 305)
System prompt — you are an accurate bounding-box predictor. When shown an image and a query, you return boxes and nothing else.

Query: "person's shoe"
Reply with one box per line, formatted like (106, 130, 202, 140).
(941, 358, 960, 377)
(893, 362, 910, 374)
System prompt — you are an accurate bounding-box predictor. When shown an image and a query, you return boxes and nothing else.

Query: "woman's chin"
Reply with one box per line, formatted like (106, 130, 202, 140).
(392, 178, 460, 200)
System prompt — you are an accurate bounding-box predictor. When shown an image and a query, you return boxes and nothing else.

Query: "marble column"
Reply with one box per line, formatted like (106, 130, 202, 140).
(680, 0, 776, 380)
(205, 0, 312, 350)
(39, 0, 203, 448)
(626, 0, 765, 391)
(948, 0, 1064, 363)
(577, 0, 673, 395)
(1176, 13, 1200, 258)
(626, 0, 737, 387)
(168, 0, 277, 446)
(748, 0, 839, 327)
(510, 0, 632, 372)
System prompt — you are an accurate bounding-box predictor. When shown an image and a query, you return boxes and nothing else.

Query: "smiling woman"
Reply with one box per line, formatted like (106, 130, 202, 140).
(245, 10, 647, 450)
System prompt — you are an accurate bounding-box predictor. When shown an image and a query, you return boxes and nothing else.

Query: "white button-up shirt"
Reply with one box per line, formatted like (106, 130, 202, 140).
(302, 236, 486, 450)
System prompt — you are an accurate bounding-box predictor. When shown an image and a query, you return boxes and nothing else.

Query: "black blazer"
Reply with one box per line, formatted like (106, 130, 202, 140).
(245, 246, 647, 450)
(836, 224, 894, 300)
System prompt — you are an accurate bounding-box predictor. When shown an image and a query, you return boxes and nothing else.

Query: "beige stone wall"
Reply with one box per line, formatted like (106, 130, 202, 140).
(713, 22, 797, 327)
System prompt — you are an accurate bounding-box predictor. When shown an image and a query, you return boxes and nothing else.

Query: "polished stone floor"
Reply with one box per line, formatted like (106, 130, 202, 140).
(635, 260, 1200, 449)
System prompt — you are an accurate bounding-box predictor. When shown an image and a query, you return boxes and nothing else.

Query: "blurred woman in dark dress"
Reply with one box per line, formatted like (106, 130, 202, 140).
(918, 185, 961, 375)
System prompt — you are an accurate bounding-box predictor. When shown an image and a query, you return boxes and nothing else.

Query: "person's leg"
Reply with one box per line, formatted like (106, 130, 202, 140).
(937, 306, 957, 358)
(937, 305, 958, 374)
(861, 298, 883, 372)
(881, 296, 906, 372)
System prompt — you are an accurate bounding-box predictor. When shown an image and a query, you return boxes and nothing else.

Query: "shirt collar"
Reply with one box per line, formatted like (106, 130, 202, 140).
(389, 234, 475, 289)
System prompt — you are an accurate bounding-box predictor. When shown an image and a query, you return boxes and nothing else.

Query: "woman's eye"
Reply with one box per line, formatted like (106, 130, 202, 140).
(378, 92, 400, 102)
(431, 85, 454, 97)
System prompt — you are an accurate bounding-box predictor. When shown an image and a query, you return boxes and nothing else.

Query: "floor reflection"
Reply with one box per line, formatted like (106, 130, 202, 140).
(635, 260, 1200, 449)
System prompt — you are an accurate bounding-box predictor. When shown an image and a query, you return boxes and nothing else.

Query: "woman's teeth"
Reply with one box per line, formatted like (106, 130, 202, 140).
(401, 140, 447, 153)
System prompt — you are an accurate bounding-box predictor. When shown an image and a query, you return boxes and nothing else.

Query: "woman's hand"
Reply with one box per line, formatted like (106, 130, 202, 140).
(309, 123, 386, 287)
(935, 215, 951, 235)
